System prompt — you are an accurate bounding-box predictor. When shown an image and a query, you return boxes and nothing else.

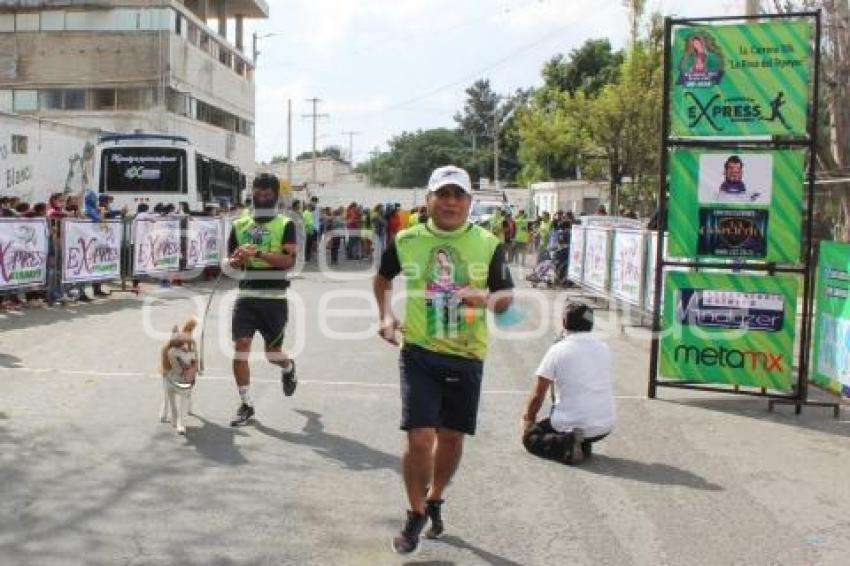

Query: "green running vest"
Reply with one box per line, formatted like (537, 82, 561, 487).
(232, 214, 291, 298)
(395, 220, 500, 360)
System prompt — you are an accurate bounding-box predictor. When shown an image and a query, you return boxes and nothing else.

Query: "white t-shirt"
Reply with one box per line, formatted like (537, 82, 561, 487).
(534, 333, 616, 437)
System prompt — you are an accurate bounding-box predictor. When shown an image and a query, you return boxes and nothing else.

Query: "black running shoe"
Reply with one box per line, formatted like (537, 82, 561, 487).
(425, 499, 444, 539)
(581, 440, 593, 459)
(391, 510, 427, 555)
(230, 403, 255, 426)
(281, 360, 297, 397)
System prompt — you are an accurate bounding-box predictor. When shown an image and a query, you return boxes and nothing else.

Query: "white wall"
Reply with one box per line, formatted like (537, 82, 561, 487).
(0, 113, 98, 203)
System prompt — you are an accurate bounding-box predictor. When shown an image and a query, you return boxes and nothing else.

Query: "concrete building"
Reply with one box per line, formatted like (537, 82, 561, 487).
(258, 157, 363, 190)
(530, 180, 609, 216)
(0, 0, 267, 201)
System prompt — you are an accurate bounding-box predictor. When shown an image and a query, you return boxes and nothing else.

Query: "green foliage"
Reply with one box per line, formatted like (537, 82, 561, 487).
(541, 39, 623, 97)
(296, 145, 346, 163)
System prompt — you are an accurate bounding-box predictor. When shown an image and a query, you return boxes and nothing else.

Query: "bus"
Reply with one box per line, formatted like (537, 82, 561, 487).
(95, 133, 245, 212)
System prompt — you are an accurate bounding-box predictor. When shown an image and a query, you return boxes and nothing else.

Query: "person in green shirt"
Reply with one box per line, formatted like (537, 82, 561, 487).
(514, 209, 530, 266)
(374, 165, 514, 555)
(302, 203, 316, 262)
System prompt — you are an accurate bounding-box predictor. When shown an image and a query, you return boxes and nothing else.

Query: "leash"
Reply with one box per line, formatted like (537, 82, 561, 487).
(198, 269, 225, 375)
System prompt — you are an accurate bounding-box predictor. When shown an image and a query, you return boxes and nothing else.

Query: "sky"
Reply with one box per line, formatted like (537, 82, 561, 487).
(245, 0, 750, 164)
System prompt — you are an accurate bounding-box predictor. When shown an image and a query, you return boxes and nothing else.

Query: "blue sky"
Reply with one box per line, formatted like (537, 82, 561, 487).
(246, 0, 748, 164)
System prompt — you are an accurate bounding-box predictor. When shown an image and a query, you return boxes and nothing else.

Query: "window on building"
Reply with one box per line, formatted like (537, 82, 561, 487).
(117, 89, 142, 110)
(0, 15, 14, 32)
(187, 23, 199, 46)
(40, 10, 65, 31)
(0, 90, 12, 112)
(167, 89, 190, 116)
(92, 89, 116, 111)
(174, 13, 182, 36)
(39, 90, 63, 110)
(11, 135, 27, 155)
(65, 89, 86, 110)
(13, 90, 38, 112)
(15, 13, 39, 32)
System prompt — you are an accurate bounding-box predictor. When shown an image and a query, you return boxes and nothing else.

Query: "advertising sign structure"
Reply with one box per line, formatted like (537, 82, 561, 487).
(668, 149, 804, 261)
(567, 224, 585, 284)
(132, 218, 181, 276)
(185, 217, 224, 270)
(660, 271, 798, 391)
(670, 21, 811, 137)
(61, 220, 122, 283)
(812, 242, 850, 397)
(611, 230, 645, 306)
(583, 227, 610, 292)
(0, 218, 48, 290)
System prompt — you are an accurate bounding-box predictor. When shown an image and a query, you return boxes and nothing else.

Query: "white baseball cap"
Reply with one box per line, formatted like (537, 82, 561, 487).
(427, 165, 472, 195)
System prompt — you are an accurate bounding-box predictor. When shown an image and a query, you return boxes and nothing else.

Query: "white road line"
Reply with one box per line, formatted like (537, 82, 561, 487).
(0, 366, 646, 399)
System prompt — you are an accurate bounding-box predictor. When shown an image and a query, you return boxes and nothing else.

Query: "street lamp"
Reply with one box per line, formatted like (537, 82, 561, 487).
(252, 32, 282, 64)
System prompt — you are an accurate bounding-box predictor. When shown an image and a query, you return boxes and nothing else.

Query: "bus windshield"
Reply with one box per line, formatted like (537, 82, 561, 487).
(100, 147, 187, 193)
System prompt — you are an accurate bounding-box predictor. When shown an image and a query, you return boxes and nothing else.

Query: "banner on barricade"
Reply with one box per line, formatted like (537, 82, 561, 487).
(667, 149, 804, 262)
(568, 225, 585, 283)
(670, 20, 812, 137)
(812, 242, 850, 397)
(185, 217, 224, 270)
(583, 228, 610, 292)
(0, 218, 48, 290)
(133, 218, 181, 276)
(611, 230, 644, 306)
(659, 271, 798, 391)
(61, 220, 122, 283)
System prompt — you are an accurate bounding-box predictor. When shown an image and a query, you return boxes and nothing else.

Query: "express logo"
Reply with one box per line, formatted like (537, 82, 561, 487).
(673, 344, 784, 372)
(685, 92, 791, 132)
(676, 288, 784, 332)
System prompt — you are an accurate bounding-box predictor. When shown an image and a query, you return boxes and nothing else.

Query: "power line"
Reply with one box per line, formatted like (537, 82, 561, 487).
(302, 98, 329, 186)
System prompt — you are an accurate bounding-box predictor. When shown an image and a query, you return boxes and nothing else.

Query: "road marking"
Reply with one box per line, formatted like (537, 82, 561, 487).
(0, 366, 646, 399)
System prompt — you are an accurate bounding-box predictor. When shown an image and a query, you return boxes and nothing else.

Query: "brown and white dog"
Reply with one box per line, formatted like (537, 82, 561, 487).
(160, 318, 198, 435)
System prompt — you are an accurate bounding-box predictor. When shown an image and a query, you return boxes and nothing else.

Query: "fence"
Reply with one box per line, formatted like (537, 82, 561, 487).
(0, 216, 230, 296)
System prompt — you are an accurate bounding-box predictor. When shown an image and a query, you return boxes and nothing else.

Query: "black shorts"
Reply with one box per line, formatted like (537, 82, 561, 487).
(399, 344, 484, 435)
(231, 297, 288, 348)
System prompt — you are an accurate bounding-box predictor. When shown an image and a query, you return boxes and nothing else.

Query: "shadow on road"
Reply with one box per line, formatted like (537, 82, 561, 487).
(433, 535, 523, 566)
(252, 409, 399, 473)
(0, 353, 22, 368)
(184, 414, 249, 465)
(661, 397, 850, 438)
(579, 455, 724, 491)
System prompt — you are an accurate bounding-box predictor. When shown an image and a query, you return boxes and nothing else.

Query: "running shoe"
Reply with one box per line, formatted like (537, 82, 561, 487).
(391, 510, 427, 555)
(425, 499, 444, 539)
(281, 360, 297, 397)
(230, 403, 255, 426)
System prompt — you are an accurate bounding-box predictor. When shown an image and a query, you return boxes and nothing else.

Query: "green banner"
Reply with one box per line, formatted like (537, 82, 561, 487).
(667, 149, 804, 262)
(670, 21, 811, 137)
(811, 242, 850, 397)
(659, 271, 798, 390)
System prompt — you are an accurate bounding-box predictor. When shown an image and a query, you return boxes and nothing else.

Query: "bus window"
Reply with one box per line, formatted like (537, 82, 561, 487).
(100, 147, 187, 193)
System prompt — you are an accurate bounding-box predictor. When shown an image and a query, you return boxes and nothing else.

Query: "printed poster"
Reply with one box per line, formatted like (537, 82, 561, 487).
(583, 228, 610, 292)
(668, 149, 804, 262)
(132, 218, 181, 276)
(812, 242, 850, 397)
(0, 218, 48, 290)
(659, 271, 798, 391)
(611, 230, 644, 305)
(61, 220, 122, 283)
(567, 224, 584, 283)
(185, 217, 224, 270)
(670, 20, 812, 137)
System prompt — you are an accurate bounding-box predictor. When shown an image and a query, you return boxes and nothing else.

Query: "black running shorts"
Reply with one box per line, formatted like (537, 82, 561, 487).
(399, 344, 484, 435)
(231, 297, 288, 348)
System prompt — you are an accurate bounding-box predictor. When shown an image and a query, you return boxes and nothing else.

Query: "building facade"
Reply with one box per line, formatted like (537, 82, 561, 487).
(0, 0, 266, 201)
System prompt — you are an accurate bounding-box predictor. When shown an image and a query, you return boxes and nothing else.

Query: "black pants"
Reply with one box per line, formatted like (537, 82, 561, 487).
(330, 236, 342, 264)
(523, 418, 608, 463)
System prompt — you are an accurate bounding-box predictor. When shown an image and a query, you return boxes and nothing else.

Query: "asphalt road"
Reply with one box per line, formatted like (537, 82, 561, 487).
(1, 259, 849, 565)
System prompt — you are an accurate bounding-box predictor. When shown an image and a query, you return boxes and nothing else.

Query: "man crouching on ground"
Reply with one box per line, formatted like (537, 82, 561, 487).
(521, 302, 616, 464)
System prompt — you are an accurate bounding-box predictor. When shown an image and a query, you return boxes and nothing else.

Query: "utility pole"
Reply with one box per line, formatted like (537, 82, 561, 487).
(369, 146, 380, 185)
(493, 107, 500, 190)
(745, 0, 760, 15)
(302, 98, 329, 189)
(286, 99, 293, 186)
(341, 130, 361, 166)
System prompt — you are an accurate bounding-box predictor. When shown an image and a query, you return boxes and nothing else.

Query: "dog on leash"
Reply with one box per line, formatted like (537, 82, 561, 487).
(160, 318, 198, 435)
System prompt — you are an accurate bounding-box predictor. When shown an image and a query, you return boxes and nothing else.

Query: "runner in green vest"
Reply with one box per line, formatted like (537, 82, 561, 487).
(225, 173, 298, 426)
(514, 209, 530, 266)
(374, 165, 514, 555)
(302, 204, 316, 262)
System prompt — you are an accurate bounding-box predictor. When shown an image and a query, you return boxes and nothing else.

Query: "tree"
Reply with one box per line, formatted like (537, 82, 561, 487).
(296, 145, 347, 163)
(541, 39, 623, 97)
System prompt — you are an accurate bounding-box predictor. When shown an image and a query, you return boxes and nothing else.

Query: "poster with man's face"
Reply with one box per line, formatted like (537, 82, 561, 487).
(667, 149, 804, 263)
